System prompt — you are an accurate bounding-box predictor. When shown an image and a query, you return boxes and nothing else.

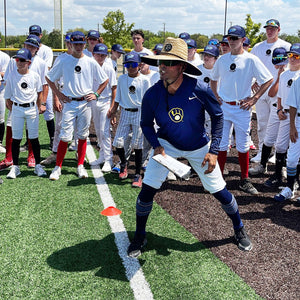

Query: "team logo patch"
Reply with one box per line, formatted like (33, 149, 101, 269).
(164, 44, 172, 52)
(266, 49, 272, 56)
(168, 107, 184, 123)
(230, 63, 236, 71)
(129, 85, 136, 94)
(287, 79, 293, 87)
(75, 65, 81, 73)
(204, 77, 210, 83)
(21, 82, 28, 89)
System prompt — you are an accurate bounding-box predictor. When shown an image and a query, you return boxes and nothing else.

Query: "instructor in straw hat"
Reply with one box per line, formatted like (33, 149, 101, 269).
(127, 37, 253, 258)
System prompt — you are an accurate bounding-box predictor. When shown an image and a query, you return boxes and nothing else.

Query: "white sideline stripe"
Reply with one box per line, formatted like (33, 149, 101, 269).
(86, 142, 153, 300)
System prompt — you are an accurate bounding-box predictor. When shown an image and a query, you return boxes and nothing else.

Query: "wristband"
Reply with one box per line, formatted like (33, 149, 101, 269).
(277, 108, 282, 114)
(94, 92, 99, 98)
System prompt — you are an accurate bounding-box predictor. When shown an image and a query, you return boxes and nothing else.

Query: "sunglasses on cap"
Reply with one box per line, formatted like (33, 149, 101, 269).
(15, 58, 28, 63)
(124, 62, 139, 68)
(158, 60, 181, 66)
(188, 46, 195, 49)
(220, 42, 229, 46)
(288, 53, 300, 59)
(273, 56, 287, 62)
(227, 36, 240, 41)
(71, 35, 86, 42)
(26, 38, 39, 46)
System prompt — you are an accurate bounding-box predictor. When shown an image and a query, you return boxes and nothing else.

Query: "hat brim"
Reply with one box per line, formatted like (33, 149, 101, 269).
(93, 51, 108, 55)
(141, 55, 201, 76)
(13, 55, 30, 61)
(263, 25, 279, 28)
(115, 50, 125, 54)
(223, 34, 244, 38)
(24, 41, 39, 48)
(70, 41, 86, 44)
(202, 50, 218, 57)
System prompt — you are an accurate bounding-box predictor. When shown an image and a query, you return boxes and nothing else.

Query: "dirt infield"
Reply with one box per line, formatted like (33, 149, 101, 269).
(110, 118, 299, 300)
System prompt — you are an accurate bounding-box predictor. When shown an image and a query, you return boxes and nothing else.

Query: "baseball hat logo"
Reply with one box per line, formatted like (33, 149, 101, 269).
(21, 82, 28, 89)
(164, 44, 172, 52)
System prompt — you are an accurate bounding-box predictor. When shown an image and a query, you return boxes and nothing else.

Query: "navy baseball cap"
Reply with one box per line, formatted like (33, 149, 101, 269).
(65, 32, 72, 42)
(202, 45, 219, 57)
(111, 44, 125, 54)
(264, 19, 280, 28)
(13, 48, 32, 61)
(224, 25, 246, 38)
(243, 37, 251, 46)
(87, 30, 100, 39)
(152, 43, 163, 54)
(272, 47, 288, 65)
(93, 43, 108, 55)
(178, 32, 190, 40)
(70, 31, 86, 44)
(221, 36, 229, 44)
(288, 43, 300, 55)
(185, 39, 197, 48)
(29, 25, 42, 35)
(123, 52, 141, 64)
(24, 34, 41, 48)
(208, 39, 219, 46)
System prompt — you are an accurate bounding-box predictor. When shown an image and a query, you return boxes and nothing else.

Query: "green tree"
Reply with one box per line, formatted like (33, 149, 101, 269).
(244, 14, 264, 46)
(47, 29, 62, 49)
(101, 10, 134, 48)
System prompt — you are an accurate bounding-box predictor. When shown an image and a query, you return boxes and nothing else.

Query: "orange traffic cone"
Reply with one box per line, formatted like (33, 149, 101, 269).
(101, 206, 122, 216)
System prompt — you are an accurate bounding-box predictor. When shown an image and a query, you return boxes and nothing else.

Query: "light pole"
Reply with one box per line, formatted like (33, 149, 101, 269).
(224, 0, 228, 35)
(4, 0, 7, 47)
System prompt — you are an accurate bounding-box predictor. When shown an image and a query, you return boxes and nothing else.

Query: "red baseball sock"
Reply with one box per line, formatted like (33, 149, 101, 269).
(238, 151, 249, 180)
(56, 140, 68, 167)
(27, 138, 34, 159)
(218, 150, 227, 173)
(5, 126, 12, 161)
(77, 139, 87, 166)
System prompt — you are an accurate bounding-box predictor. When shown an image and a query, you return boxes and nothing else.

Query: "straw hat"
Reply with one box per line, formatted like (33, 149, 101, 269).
(141, 37, 202, 76)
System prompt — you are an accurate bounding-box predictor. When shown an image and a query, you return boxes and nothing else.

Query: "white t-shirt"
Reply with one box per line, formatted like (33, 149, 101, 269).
(37, 44, 53, 68)
(278, 69, 300, 109)
(83, 48, 93, 58)
(4, 55, 48, 86)
(189, 52, 203, 66)
(286, 76, 300, 112)
(115, 73, 151, 108)
(93, 61, 117, 99)
(197, 64, 213, 86)
(142, 70, 160, 86)
(0, 51, 10, 74)
(4, 68, 42, 104)
(47, 54, 108, 98)
(251, 39, 291, 80)
(52, 52, 70, 91)
(211, 50, 273, 102)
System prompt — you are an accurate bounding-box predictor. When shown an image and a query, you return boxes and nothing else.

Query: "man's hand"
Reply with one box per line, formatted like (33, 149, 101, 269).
(39, 105, 46, 114)
(154, 146, 166, 157)
(290, 124, 298, 143)
(6, 99, 13, 111)
(85, 93, 97, 102)
(240, 97, 257, 110)
(201, 152, 218, 174)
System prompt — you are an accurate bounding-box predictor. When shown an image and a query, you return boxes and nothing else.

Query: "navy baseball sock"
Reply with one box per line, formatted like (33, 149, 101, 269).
(134, 148, 142, 175)
(135, 183, 157, 235)
(213, 188, 243, 230)
(46, 119, 55, 143)
(12, 139, 21, 165)
(275, 152, 286, 179)
(286, 167, 297, 191)
(0, 122, 5, 143)
(261, 144, 272, 167)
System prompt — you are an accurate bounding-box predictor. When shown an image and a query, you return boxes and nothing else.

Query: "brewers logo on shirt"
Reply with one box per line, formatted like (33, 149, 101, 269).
(169, 107, 184, 123)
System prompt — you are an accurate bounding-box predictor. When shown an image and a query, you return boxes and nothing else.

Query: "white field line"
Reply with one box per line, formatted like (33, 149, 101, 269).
(86, 142, 153, 300)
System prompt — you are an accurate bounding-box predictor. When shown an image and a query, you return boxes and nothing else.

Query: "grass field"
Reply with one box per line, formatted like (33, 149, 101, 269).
(0, 117, 262, 299)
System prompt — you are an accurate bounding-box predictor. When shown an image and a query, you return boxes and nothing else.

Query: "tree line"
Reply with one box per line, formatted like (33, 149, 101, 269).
(1, 11, 299, 50)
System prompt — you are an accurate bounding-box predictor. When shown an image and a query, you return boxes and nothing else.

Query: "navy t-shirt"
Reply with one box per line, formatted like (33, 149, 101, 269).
(141, 74, 223, 155)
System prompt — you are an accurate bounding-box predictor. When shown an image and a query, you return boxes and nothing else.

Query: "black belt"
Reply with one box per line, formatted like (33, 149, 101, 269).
(70, 97, 85, 101)
(14, 102, 35, 107)
(124, 108, 138, 112)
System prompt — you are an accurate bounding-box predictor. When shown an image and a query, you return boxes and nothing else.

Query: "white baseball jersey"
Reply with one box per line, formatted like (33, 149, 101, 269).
(83, 48, 93, 58)
(142, 70, 160, 86)
(189, 52, 203, 66)
(0, 51, 10, 74)
(47, 54, 108, 97)
(278, 69, 300, 109)
(115, 73, 151, 108)
(286, 75, 300, 112)
(92, 61, 117, 100)
(197, 64, 213, 86)
(211, 51, 273, 101)
(37, 44, 53, 68)
(4, 68, 42, 104)
(251, 39, 291, 81)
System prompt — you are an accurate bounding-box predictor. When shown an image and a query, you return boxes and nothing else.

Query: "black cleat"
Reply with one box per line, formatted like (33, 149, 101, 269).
(127, 234, 147, 258)
(234, 226, 253, 251)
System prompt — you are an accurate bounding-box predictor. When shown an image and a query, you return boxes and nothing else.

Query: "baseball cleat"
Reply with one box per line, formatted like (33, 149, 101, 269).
(249, 163, 267, 176)
(234, 226, 252, 251)
(27, 155, 36, 168)
(101, 161, 112, 173)
(41, 153, 57, 165)
(239, 178, 259, 195)
(34, 164, 47, 177)
(49, 166, 61, 180)
(7, 165, 21, 179)
(132, 174, 142, 188)
(274, 186, 294, 202)
(127, 234, 147, 258)
(77, 164, 88, 179)
(0, 158, 13, 170)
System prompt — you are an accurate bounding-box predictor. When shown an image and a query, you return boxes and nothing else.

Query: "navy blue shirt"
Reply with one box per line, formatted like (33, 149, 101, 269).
(141, 75, 223, 155)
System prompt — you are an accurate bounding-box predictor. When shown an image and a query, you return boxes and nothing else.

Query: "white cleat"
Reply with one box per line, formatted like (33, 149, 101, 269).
(77, 164, 88, 179)
(34, 164, 47, 177)
(101, 161, 112, 173)
(7, 165, 21, 179)
(49, 166, 61, 180)
(250, 151, 261, 163)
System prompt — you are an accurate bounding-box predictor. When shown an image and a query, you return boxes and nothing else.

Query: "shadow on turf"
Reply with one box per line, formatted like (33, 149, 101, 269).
(46, 232, 206, 280)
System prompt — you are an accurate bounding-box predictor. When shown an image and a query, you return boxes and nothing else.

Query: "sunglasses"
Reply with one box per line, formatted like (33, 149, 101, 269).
(288, 53, 300, 59)
(15, 58, 27, 63)
(71, 36, 86, 42)
(220, 42, 229, 46)
(124, 62, 139, 68)
(227, 36, 240, 41)
(158, 60, 181, 66)
(26, 38, 39, 47)
(188, 46, 195, 49)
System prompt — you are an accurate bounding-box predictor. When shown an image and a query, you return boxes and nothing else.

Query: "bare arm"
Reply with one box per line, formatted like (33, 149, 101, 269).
(290, 107, 298, 143)
(45, 76, 69, 102)
(107, 85, 117, 118)
(210, 80, 222, 104)
(85, 79, 109, 102)
(268, 66, 285, 97)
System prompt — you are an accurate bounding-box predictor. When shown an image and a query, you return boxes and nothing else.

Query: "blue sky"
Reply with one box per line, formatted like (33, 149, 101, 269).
(1, 0, 299, 37)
